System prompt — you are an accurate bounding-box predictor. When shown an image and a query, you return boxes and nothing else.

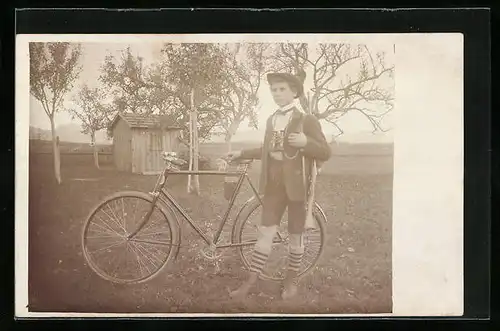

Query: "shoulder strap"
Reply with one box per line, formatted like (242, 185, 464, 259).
(296, 112, 307, 133)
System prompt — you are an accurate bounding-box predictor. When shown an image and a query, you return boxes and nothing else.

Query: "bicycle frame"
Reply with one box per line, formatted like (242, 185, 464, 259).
(127, 162, 285, 249)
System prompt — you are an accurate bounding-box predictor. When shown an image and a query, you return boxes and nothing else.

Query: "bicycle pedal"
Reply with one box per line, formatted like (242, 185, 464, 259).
(200, 248, 218, 260)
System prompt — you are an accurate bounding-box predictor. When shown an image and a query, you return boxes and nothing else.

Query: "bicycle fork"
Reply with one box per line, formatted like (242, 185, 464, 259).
(127, 171, 167, 240)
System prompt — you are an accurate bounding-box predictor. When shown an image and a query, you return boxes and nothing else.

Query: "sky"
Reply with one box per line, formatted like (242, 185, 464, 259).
(29, 42, 395, 143)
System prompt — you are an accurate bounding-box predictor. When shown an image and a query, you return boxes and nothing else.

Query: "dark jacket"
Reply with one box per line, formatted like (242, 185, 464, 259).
(241, 107, 332, 201)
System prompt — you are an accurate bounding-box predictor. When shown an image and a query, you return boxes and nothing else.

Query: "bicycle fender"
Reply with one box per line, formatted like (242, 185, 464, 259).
(235, 196, 327, 223)
(235, 195, 261, 220)
(231, 195, 262, 240)
(157, 195, 182, 260)
(314, 201, 328, 223)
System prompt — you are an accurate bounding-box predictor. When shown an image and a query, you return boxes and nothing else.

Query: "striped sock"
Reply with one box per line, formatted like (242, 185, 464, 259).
(249, 249, 270, 274)
(288, 251, 304, 274)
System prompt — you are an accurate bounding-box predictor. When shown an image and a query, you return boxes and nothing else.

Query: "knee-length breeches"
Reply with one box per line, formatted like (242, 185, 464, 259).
(260, 158, 306, 234)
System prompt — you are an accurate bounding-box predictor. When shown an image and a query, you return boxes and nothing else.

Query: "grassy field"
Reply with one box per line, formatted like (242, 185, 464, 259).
(27, 152, 393, 314)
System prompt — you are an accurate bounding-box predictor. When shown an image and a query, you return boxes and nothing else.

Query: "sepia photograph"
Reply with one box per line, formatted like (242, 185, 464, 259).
(16, 32, 464, 317)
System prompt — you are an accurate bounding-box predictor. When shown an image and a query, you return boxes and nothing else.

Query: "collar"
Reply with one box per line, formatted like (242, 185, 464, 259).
(276, 100, 305, 115)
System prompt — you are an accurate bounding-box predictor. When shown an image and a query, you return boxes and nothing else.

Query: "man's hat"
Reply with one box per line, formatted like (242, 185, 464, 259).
(266, 70, 306, 98)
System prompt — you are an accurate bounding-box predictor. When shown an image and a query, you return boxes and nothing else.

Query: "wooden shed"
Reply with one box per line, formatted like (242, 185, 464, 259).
(109, 113, 182, 175)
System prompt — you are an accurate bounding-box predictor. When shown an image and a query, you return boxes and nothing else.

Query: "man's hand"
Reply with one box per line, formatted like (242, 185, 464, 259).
(288, 132, 307, 148)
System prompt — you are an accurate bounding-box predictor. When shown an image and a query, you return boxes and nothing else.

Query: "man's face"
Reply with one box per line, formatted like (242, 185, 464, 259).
(270, 81, 296, 107)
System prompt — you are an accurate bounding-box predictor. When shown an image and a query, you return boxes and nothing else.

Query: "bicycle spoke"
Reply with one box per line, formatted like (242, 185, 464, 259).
(137, 222, 170, 236)
(135, 228, 171, 238)
(86, 233, 122, 240)
(301, 251, 317, 267)
(130, 240, 155, 278)
(144, 242, 169, 262)
(92, 215, 123, 237)
(143, 242, 167, 266)
(124, 241, 130, 277)
(131, 241, 157, 272)
(130, 199, 139, 229)
(120, 198, 127, 233)
(110, 198, 127, 234)
(86, 224, 120, 238)
(130, 238, 173, 246)
(133, 210, 160, 235)
(304, 249, 320, 261)
(305, 239, 322, 247)
(106, 203, 127, 234)
(88, 238, 126, 255)
(133, 241, 165, 266)
(131, 242, 157, 268)
(109, 242, 128, 277)
(113, 197, 127, 234)
(108, 205, 127, 235)
(128, 241, 146, 278)
(99, 208, 122, 234)
(240, 233, 256, 241)
(87, 237, 126, 251)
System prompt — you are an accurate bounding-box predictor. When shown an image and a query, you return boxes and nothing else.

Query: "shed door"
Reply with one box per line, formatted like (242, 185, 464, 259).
(146, 130, 163, 173)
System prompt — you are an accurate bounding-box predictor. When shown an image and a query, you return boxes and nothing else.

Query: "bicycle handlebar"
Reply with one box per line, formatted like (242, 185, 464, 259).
(161, 151, 253, 170)
(216, 156, 253, 169)
(161, 152, 187, 168)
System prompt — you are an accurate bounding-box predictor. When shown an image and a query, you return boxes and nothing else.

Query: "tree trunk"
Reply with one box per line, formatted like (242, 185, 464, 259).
(187, 108, 193, 193)
(91, 131, 100, 169)
(49, 116, 62, 184)
(226, 137, 232, 153)
(191, 88, 200, 195)
(225, 119, 241, 153)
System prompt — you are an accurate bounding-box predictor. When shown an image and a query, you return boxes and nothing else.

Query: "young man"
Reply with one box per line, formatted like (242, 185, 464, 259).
(227, 71, 332, 300)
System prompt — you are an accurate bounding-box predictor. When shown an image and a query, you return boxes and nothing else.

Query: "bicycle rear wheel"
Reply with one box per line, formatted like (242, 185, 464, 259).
(232, 198, 326, 282)
(81, 191, 179, 284)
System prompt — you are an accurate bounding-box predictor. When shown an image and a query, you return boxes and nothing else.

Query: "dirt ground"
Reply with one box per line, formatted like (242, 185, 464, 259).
(27, 153, 393, 314)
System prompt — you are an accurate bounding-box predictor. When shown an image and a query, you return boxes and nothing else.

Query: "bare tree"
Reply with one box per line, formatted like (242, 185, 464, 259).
(29, 42, 82, 184)
(67, 84, 112, 169)
(268, 43, 394, 135)
(216, 43, 267, 152)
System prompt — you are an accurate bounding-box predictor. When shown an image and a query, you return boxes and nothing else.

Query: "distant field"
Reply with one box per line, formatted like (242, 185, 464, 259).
(189, 141, 394, 157)
(30, 139, 393, 156)
(30, 138, 394, 176)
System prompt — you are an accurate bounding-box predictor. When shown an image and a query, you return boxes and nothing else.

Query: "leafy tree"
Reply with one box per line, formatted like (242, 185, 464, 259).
(29, 42, 82, 184)
(99, 47, 152, 115)
(100, 44, 231, 194)
(67, 84, 112, 169)
(99, 47, 222, 145)
(160, 43, 229, 195)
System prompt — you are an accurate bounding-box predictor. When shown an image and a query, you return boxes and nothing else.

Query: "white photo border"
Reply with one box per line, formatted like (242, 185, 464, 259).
(15, 33, 464, 318)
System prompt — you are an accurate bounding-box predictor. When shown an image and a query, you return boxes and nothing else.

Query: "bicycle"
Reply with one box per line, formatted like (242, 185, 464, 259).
(81, 151, 328, 285)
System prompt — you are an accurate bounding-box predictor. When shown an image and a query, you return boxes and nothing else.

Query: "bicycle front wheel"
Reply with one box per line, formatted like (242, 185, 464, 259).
(232, 198, 326, 282)
(81, 191, 179, 284)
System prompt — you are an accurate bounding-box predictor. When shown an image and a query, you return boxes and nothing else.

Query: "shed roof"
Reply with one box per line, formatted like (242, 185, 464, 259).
(109, 113, 182, 131)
